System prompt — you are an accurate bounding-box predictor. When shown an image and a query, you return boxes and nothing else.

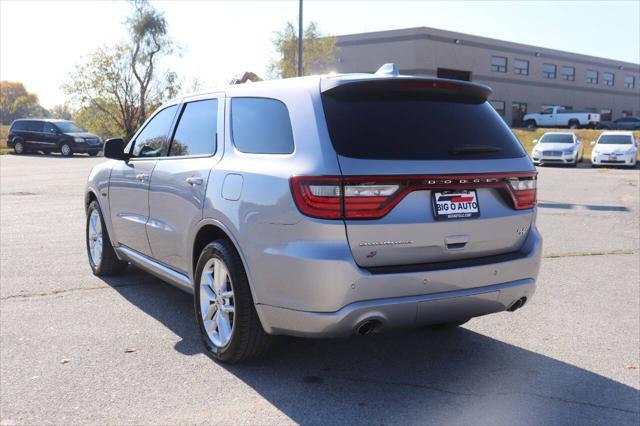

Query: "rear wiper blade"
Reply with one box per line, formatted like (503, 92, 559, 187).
(448, 145, 502, 155)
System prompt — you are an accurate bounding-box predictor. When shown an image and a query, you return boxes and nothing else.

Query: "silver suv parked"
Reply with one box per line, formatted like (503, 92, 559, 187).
(85, 65, 542, 363)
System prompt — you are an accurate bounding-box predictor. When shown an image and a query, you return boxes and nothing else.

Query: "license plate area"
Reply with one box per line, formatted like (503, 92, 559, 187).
(432, 190, 480, 220)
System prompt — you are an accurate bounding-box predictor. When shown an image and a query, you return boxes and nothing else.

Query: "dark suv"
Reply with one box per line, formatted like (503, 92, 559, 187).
(7, 119, 103, 156)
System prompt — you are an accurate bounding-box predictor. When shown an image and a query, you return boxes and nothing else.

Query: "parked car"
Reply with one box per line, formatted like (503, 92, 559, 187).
(591, 131, 638, 167)
(85, 64, 542, 363)
(531, 132, 584, 166)
(598, 116, 640, 130)
(7, 119, 103, 156)
(523, 106, 600, 129)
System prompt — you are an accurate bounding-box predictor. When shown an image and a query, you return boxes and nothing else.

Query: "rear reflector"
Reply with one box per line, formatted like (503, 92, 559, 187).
(291, 172, 537, 220)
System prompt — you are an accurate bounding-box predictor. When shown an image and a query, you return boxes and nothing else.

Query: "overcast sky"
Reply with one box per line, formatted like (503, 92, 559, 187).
(1, 0, 639, 108)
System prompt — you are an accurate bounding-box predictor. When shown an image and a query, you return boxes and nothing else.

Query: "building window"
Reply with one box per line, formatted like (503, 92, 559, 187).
(586, 69, 598, 84)
(542, 63, 556, 79)
(490, 100, 506, 116)
(513, 59, 529, 75)
(512, 102, 527, 126)
(561, 66, 575, 81)
(603, 72, 615, 86)
(600, 108, 612, 121)
(491, 56, 507, 73)
(624, 75, 635, 89)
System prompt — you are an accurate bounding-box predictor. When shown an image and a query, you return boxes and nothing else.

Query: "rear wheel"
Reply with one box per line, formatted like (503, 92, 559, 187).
(568, 120, 579, 129)
(60, 143, 73, 157)
(86, 201, 128, 276)
(13, 141, 24, 155)
(525, 120, 536, 130)
(194, 239, 272, 363)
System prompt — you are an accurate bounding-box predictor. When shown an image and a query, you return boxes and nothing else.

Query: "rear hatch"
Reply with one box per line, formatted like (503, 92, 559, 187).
(319, 77, 536, 268)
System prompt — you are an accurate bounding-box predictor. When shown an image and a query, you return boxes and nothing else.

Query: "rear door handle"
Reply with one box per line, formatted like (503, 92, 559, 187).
(135, 173, 149, 182)
(186, 176, 204, 186)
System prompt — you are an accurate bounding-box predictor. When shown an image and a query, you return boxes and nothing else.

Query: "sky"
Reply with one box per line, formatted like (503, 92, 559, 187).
(1, 0, 639, 108)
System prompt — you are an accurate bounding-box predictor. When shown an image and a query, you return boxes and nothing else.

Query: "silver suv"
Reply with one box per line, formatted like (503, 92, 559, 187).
(85, 65, 542, 363)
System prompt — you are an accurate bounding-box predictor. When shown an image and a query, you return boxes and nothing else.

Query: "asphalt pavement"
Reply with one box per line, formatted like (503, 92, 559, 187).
(1, 153, 638, 425)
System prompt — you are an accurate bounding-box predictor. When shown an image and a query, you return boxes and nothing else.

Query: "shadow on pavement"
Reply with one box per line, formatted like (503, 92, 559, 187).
(100, 268, 640, 425)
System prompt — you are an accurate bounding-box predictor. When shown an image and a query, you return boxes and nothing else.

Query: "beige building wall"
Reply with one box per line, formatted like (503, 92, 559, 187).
(334, 27, 640, 125)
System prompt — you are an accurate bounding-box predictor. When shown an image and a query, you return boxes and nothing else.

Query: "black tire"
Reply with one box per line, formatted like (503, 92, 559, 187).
(60, 143, 73, 157)
(86, 200, 128, 276)
(88, 151, 99, 157)
(568, 120, 579, 129)
(13, 140, 25, 155)
(525, 120, 536, 130)
(194, 239, 272, 363)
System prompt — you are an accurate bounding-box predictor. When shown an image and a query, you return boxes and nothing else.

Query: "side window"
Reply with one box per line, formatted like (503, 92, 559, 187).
(43, 122, 57, 134)
(11, 121, 27, 131)
(132, 105, 177, 158)
(27, 121, 44, 132)
(231, 98, 294, 154)
(169, 99, 218, 156)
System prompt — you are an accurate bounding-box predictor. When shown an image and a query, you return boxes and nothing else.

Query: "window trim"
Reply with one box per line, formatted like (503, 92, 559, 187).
(542, 63, 557, 79)
(513, 59, 529, 76)
(490, 100, 506, 116)
(624, 75, 635, 89)
(162, 98, 221, 160)
(602, 72, 615, 87)
(229, 96, 296, 156)
(127, 104, 180, 161)
(490, 55, 507, 73)
(561, 66, 575, 81)
(586, 69, 599, 84)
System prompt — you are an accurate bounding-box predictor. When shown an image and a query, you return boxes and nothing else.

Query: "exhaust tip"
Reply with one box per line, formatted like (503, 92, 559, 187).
(355, 320, 379, 335)
(507, 297, 527, 312)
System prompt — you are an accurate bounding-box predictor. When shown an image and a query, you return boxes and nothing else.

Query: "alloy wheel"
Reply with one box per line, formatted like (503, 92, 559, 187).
(200, 258, 235, 347)
(87, 209, 103, 267)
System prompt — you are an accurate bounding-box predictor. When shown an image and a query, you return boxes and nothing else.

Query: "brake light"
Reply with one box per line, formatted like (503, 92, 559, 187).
(291, 172, 537, 220)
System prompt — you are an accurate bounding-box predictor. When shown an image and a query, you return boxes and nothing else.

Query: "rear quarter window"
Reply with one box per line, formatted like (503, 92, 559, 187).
(321, 90, 526, 160)
(10, 121, 27, 131)
(231, 98, 294, 154)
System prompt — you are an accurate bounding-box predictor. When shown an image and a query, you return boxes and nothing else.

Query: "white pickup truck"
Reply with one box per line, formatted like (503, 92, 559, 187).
(523, 106, 600, 129)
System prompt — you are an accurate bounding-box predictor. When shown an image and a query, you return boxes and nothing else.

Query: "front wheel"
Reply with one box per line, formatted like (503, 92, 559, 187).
(86, 201, 128, 276)
(525, 120, 536, 130)
(568, 121, 579, 129)
(60, 143, 73, 157)
(194, 239, 272, 363)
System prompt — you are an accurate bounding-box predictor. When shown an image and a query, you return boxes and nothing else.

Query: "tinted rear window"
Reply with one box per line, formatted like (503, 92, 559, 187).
(27, 121, 43, 132)
(231, 98, 294, 154)
(539, 134, 573, 143)
(11, 121, 27, 131)
(321, 91, 526, 160)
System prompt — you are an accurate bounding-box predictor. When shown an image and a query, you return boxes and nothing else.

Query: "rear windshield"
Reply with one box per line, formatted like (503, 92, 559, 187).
(539, 134, 573, 143)
(598, 135, 633, 145)
(321, 92, 526, 160)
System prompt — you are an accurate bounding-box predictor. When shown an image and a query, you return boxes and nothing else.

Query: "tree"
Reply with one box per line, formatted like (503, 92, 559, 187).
(49, 103, 73, 120)
(128, 0, 175, 128)
(0, 81, 47, 124)
(269, 21, 337, 79)
(63, 0, 178, 140)
(73, 103, 124, 140)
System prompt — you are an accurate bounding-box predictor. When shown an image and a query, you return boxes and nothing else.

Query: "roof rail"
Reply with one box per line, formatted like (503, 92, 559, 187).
(374, 63, 399, 77)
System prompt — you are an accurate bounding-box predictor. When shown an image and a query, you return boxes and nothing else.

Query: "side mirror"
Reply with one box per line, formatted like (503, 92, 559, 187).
(533, 139, 538, 144)
(590, 141, 596, 146)
(103, 138, 129, 161)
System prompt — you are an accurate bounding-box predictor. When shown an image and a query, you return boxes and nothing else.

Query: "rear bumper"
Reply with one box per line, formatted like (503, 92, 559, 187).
(255, 226, 542, 337)
(257, 279, 534, 337)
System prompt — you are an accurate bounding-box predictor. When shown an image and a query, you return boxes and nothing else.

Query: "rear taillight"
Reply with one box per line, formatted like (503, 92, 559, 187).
(291, 172, 537, 220)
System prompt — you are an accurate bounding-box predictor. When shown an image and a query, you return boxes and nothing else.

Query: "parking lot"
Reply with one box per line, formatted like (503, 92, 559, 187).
(0, 154, 638, 425)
